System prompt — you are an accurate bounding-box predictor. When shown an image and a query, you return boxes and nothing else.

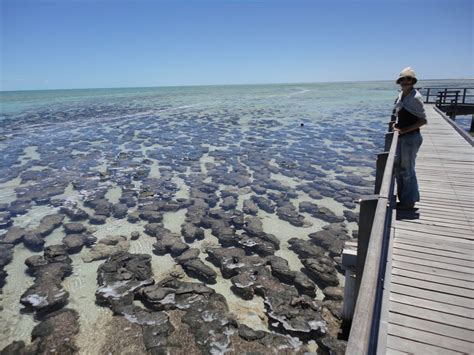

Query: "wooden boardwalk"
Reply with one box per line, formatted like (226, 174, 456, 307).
(377, 105, 474, 354)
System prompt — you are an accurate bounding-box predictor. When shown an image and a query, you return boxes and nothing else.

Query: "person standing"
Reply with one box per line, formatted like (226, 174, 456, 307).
(393, 67, 427, 210)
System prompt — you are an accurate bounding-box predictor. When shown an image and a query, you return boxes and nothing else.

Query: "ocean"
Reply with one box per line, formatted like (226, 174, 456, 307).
(0, 80, 471, 354)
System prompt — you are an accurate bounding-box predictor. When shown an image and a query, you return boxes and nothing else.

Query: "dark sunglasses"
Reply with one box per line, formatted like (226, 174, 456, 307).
(400, 76, 413, 82)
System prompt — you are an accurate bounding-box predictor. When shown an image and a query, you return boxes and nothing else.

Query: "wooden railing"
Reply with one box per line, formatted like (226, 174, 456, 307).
(344, 113, 399, 354)
(421, 87, 474, 105)
(419, 87, 474, 130)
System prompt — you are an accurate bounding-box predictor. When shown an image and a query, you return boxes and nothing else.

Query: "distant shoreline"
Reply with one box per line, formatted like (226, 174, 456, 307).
(1, 78, 473, 94)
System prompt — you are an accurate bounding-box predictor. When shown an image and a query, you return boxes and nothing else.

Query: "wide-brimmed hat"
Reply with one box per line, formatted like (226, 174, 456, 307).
(396, 67, 417, 84)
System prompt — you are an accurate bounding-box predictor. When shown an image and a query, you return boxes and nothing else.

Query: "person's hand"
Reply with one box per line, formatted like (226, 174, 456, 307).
(393, 126, 405, 134)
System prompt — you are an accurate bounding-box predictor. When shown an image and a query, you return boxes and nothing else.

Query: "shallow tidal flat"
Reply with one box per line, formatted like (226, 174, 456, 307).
(0, 84, 386, 354)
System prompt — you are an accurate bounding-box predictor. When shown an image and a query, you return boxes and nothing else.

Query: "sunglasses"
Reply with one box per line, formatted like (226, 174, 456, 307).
(400, 77, 413, 82)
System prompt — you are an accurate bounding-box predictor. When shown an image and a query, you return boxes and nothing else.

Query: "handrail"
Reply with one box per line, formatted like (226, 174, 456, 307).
(346, 127, 399, 354)
(419, 87, 474, 105)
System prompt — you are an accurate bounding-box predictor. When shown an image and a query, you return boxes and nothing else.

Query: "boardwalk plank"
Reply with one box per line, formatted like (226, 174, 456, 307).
(386, 335, 462, 355)
(393, 242, 474, 260)
(390, 284, 474, 313)
(392, 248, 474, 267)
(389, 312, 474, 342)
(391, 267, 474, 289)
(413, 214, 474, 226)
(399, 219, 474, 232)
(395, 229, 474, 245)
(390, 292, 473, 318)
(387, 323, 474, 354)
(413, 204, 474, 216)
(394, 238, 473, 255)
(390, 274, 474, 298)
(392, 254, 474, 274)
(394, 228, 473, 242)
(391, 259, 474, 281)
(395, 223, 474, 239)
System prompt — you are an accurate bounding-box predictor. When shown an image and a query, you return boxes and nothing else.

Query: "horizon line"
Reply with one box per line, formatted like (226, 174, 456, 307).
(1, 77, 473, 93)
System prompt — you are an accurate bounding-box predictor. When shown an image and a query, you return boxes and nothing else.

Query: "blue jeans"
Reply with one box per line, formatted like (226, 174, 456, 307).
(395, 131, 423, 206)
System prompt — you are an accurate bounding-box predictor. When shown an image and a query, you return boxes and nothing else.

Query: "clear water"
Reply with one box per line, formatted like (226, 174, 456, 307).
(0, 79, 471, 352)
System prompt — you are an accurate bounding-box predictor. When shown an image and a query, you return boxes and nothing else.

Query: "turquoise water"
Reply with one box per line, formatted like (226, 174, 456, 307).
(0, 80, 471, 353)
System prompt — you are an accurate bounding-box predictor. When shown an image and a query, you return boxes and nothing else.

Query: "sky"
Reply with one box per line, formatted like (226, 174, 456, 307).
(1, 0, 473, 91)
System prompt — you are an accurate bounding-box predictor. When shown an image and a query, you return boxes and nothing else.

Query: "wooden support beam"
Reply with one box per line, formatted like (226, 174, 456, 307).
(375, 152, 389, 194)
(355, 195, 379, 302)
(342, 246, 357, 323)
(385, 132, 394, 152)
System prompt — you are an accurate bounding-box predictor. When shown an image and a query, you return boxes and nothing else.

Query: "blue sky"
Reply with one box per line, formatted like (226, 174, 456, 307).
(1, 0, 473, 90)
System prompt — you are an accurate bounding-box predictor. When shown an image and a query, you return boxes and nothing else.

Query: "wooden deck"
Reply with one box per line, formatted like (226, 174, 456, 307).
(377, 105, 474, 354)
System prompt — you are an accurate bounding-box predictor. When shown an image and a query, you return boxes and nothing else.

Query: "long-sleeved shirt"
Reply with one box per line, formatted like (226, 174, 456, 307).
(394, 88, 427, 119)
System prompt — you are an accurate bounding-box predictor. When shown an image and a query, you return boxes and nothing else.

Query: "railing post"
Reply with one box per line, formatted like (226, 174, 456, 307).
(470, 115, 474, 133)
(449, 92, 459, 120)
(462, 88, 467, 104)
(384, 132, 394, 152)
(374, 152, 389, 194)
(354, 195, 378, 303)
(426, 88, 430, 103)
(389, 113, 396, 132)
(342, 242, 357, 325)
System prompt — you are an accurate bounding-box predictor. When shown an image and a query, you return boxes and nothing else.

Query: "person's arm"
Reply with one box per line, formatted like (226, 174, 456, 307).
(394, 116, 427, 134)
(394, 95, 427, 134)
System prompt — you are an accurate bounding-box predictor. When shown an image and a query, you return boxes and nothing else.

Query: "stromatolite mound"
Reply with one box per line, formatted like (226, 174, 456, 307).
(299, 201, 344, 223)
(95, 252, 175, 353)
(0, 226, 25, 245)
(276, 202, 308, 227)
(144, 224, 189, 256)
(316, 335, 347, 355)
(301, 257, 339, 288)
(82, 235, 129, 262)
(243, 199, 258, 215)
(265, 255, 316, 297)
(180, 222, 205, 243)
(288, 238, 325, 259)
(265, 293, 327, 338)
(251, 195, 275, 213)
(17, 214, 65, 252)
(0, 244, 14, 268)
(175, 248, 217, 284)
(20, 245, 72, 314)
(0, 211, 12, 229)
(0, 308, 80, 354)
(0, 243, 14, 290)
(205, 246, 327, 339)
(96, 252, 154, 309)
(60, 206, 89, 221)
(62, 234, 87, 254)
(63, 222, 86, 235)
(23, 231, 45, 252)
(140, 277, 239, 354)
(139, 277, 215, 311)
(308, 223, 350, 257)
(36, 214, 65, 237)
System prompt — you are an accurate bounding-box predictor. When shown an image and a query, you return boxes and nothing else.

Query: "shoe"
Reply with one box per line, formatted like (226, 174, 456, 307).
(396, 203, 418, 211)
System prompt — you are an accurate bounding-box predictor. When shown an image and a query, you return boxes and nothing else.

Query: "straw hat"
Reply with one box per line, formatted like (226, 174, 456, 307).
(396, 67, 417, 84)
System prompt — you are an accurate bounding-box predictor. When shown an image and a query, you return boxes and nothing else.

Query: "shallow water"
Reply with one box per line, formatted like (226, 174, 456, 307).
(1, 80, 471, 353)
